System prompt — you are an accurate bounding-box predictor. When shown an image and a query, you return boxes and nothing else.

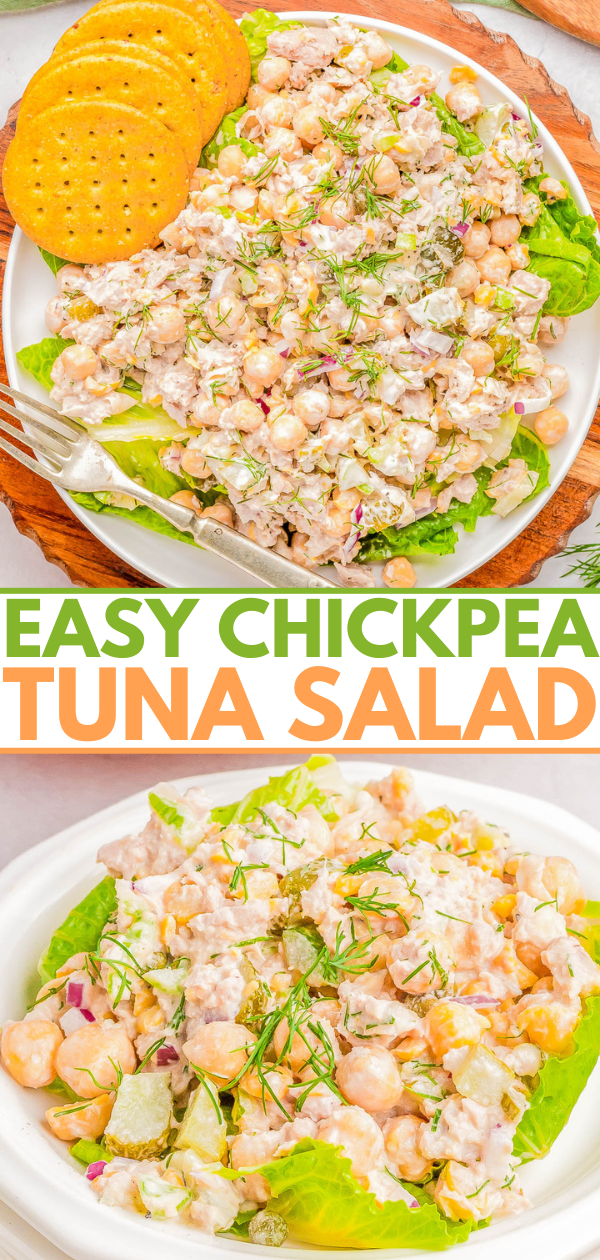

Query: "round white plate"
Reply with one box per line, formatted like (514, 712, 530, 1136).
(3, 13, 600, 588)
(1, 761, 600, 1260)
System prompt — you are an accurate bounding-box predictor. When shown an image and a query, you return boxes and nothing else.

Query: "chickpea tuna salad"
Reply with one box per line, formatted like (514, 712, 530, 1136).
(16, 11, 600, 586)
(3, 760, 600, 1249)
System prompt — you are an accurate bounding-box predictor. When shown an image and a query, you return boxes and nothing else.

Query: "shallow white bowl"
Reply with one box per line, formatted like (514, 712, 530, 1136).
(3, 13, 600, 587)
(1, 762, 600, 1260)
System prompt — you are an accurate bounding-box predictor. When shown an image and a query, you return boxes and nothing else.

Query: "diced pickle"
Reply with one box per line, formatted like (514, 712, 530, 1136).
(105, 1072, 173, 1159)
(407, 807, 457, 844)
(404, 994, 438, 1018)
(279, 862, 321, 926)
(68, 296, 101, 322)
(453, 1043, 515, 1108)
(175, 1076, 227, 1162)
(283, 925, 329, 986)
(488, 332, 513, 363)
(236, 957, 270, 1027)
(248, 1209, 288, 1247)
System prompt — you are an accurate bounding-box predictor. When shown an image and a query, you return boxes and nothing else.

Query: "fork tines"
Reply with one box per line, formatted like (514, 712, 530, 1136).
(0, 380, 79, 482)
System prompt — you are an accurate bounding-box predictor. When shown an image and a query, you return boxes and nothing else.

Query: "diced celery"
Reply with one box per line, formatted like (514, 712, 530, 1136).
(175, 1076, 227, 1162)
(396, 232, 417, 252)
(105, 1073, 173, 1159)
(453, 1043, 515, 1107)
(474, 103, 511, 147)
(70, 1139, 112, 1166)
(494, 287, 516, 312)
(137, 1173, 191, 1219)
(143, 961, 189, 994)
(282, 926, 328, 986)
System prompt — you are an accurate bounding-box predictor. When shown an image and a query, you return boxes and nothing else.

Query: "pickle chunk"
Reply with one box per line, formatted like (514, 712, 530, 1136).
(105, 1072, 173, 1159)
(175, 1076, 227, 1162)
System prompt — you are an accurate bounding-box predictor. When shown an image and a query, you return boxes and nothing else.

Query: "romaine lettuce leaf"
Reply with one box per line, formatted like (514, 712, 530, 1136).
(149, 792, 185, 829)
(201, 106, 259, 169)
(210, 761, 339, 827)
(70, 492, 197, 543)
(239, 8, 302, 79)
(512, 995, 600, 1163)
(17, 336, 74, 393)
(39, 247, 71, 276)
(253, 1139, 476, 1249)
(38, 876, 117, 984)
(522, 177, 600, 316)
(505, 425, 550, 499)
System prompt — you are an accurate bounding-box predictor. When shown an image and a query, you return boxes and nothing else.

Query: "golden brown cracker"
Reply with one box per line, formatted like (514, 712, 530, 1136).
(19, 50, 203, 173)
(54, 2, 228, 143)
(4, 99, 189, 264)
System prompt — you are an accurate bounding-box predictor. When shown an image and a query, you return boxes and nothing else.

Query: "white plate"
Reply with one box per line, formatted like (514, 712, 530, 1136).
(1, 761, 600, 1260)
(3, 12, 600, 588)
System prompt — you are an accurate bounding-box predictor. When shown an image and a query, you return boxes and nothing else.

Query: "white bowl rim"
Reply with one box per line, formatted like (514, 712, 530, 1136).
(2, 761, 600, 1260)
(3, 12, 600, 588)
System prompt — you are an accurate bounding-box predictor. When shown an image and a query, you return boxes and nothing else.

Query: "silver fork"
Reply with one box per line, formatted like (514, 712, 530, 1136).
(0, 382, 338, 589)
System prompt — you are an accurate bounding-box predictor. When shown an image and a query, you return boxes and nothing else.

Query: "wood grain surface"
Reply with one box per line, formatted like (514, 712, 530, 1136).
(1, 0, 600, 590)
(517, 0, 600, 52)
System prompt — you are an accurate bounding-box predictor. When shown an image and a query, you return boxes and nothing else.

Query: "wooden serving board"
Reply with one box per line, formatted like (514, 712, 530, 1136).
(517, 0, 600, 53)
(1, 0, 600, 589)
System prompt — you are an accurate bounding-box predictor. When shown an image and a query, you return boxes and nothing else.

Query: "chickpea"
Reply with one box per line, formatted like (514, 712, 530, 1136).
(56, 1024, 136, 1098)
(534, 406, 568, 446)
(542, 855, 584, 914)
(189, 168, 213, 192)
(366, 155, 400, 196)
(170, 490, 202, 514)
(323, 504, 351, 538)
(146, 305, 186, 344)
(383, 1116, 433, 1181)
(463, 221, 491, 260)
(538, 316, 569, 347)
(217, 145, 247, 179)
(264, 127, 303, 162)
(164, 878, 205, 924)
(519, 191, 542, 227)
(45, 296, 67, 335)
(539, 176, 568, 204)
(230, 185, 258, 213)
(362, 31, 394, 69)
(226, 399, 265, 432)
(516, 998, 578, 1054)
(243, 346, 284, 390)
(1, 1019, 63, 1088)
(293, 106, 325, 149)
(476, 246, 511, 287)
(461, 340, 494, 377)
(321, 418, 352, 456)
(180, 447, 212, 478)
(46, 1092, 114, 1141)
(273, 1013, 334, 1073)
(257, 55, 291, 91)
(542, 362, 569, 400)
(201, 502, 234, 526)
(449, 65, 477, 84)
(423, 1001, 489, 1060)
(506, 242, 530, 270)
(257, 189, 276, 220)
(328, 365, 354, 392)
(382, 557, 417, 588)
(446, 259, 479, 297)
(292, 389, 329, 428)
(261, 95, 295, 129)
(336, 1047, 403, 1112)
(489, 214, 521, 247)
(318, 1106, 385, 1178)
(206, 294, 245, 337)
(183, 1021, 256, 1085)
(244, 1065, 293, 1101)
(56, 264, 84, 295)
(320, 196, 354, 229)
(100, 339, 130, 369)
(312, 140, 344, 170)
(246, 83, 271, 109)
(445, 82, 483, 122)
(270, 413, 308, 452)
(59, 343, 98, 381)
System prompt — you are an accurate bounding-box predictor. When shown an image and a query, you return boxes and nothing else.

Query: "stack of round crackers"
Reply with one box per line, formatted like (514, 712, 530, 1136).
(3, 0, 250, 264)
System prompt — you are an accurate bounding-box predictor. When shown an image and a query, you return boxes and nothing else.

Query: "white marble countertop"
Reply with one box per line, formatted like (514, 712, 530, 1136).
(1, 1, 600, 589)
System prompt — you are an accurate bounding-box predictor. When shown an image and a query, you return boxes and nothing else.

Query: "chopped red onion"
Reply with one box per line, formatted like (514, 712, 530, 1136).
(66, 981, 83, 1009)
(272, 338, 290, 358)
(410, 95, 422, 107)
(86, 1161, 107, 1181)
(351, 502, 364, 527)
(413, 498, 437, 520)
(453, 994, 500, 1006)
(512, 112, 521, 121)
(81, 1008, 96, 1023)
(514, 401, 525, 414)
(451, 222, 469, 237)
(156, 1045, 180, 1065)
(258, 397, 270, 415)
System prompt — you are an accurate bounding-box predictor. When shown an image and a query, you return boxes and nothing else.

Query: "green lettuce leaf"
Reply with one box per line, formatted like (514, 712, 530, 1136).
(219, 1207, 257, 1238)
(39, 247, 71, 276)
(149, 792, 185, 829)
(522, 177, 600, 316)
(70, 1139, 113, 1166)
(370, 52, 484, 158)
(513, 995, 600, 1163)
(358, 424, 547, 564)
(253, 1139, 476, 1249)
(16, 336, 74, 393)
(38, 876, 117, 984)
(201, 106, 259, 169)
(45, 1077, 84, 1103)
(210, 761, 339, 827)
(239, 8, 302, 79)
(70, 492, 198, 544)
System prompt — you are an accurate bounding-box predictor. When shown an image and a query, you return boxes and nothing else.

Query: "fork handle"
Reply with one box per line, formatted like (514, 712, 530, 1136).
(189, 516, 337, 588)
(119, 479, 337, 588)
